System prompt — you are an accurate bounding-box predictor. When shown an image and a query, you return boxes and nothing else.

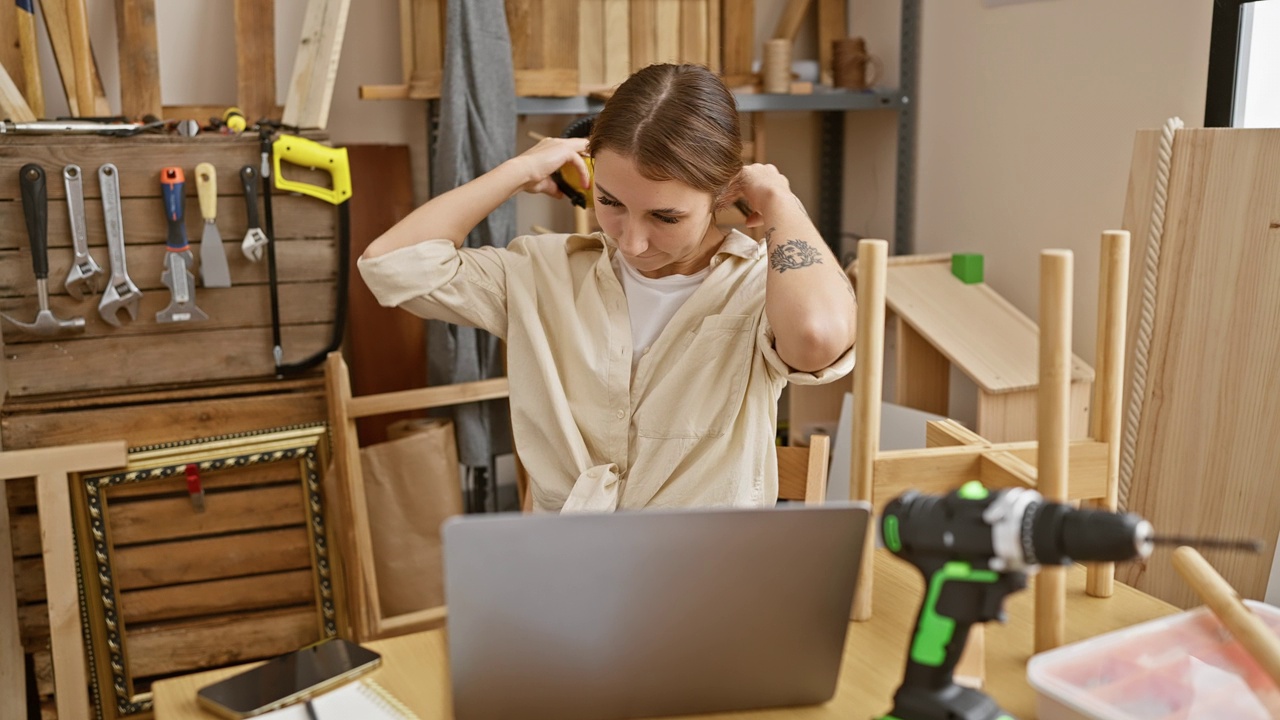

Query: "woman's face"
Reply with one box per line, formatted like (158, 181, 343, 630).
(591, 149, 722, 278)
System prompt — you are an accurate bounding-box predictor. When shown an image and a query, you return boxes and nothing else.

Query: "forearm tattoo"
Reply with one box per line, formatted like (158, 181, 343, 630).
(769, 238, 824, 273)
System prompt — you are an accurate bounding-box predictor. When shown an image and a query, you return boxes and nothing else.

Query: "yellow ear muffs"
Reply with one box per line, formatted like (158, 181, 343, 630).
(551, 115, 596, 209)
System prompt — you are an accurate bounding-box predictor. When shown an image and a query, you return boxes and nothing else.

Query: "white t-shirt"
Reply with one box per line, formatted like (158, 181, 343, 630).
(615, 255, 710, 372)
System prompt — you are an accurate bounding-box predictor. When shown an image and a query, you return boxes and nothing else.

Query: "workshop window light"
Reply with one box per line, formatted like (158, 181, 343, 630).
(1205, 0, 1280, 127)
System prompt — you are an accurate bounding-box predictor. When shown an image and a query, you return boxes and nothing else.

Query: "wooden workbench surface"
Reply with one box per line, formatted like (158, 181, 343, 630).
(152, 550, 1176, 719)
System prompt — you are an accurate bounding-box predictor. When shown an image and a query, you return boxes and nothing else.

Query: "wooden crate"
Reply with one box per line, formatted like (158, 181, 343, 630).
(3, 379, 330, 719)
(0, 134, 340, 401)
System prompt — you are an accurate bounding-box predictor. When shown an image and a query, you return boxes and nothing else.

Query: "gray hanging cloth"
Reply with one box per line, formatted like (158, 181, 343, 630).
(428, 0, 517, 468)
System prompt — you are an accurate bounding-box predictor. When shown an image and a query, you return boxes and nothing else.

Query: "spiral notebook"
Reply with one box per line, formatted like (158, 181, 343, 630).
(255, 679, 419, 719)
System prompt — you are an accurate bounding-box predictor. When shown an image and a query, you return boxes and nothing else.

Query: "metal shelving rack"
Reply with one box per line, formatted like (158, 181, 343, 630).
(513, 0, 921, 256)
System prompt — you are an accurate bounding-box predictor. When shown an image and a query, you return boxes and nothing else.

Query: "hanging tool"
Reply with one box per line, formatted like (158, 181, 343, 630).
(97, 163, 142, 326)
(195, 162, 232, 287)
(156, 167, 207, 323)
(267, 132, 352, 374)
(62, 164, 102, 299)
(0, 119, 156, 135)
(15, 0, 44, 118)
(239, 165, 269, 261)
(878, 483, 1263, 720)
(2, 164, 85, 336)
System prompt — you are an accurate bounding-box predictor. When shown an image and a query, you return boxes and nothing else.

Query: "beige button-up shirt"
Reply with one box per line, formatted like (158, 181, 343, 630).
(356, 230, 854, 512)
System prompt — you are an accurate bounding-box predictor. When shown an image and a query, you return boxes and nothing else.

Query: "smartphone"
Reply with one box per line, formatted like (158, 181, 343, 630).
(196, 638, 382, 718)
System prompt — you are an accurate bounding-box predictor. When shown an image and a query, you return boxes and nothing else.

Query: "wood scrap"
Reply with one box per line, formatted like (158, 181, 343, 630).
(114, 0, 162, 119)
(282, 0, 353, 129)
(0, 60, 37, 122)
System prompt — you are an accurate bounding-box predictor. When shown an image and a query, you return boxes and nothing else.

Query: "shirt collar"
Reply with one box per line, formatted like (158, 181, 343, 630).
(568, 229, 762, 263)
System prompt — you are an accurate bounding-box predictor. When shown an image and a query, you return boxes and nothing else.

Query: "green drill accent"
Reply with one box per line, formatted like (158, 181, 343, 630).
(883, 515, 902, 552)
(951, 253, 984, 284)
(911, 561, 999, 666)
(958, 480, 989, 500)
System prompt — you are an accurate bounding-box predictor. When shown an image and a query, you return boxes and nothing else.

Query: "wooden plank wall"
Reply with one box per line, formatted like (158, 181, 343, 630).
(3, 382, 326, 718)
(507, 0, 580, 97)
(0, 135, 339, 399)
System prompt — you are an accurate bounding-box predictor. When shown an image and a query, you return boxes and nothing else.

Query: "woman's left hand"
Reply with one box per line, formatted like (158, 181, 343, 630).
(731, 163, 795, 228)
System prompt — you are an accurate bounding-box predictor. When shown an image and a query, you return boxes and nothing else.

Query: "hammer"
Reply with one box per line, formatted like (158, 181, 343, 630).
(2, 164, 85, 336)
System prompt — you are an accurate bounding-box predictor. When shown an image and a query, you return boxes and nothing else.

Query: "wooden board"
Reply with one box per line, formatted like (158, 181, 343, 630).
(579, 0, 606, 91)
(39, 0, 111, 116)
(886, 261, 1094, 394)
(404, 0, 444, 98)
(630, 0, 658, 71)
(655, 0, 681, 65)
(0, 479, 23, 720)
(0, 135, 340, 399)
(720, 0, 753, 79)
(281, 0, 353, 129)
(126, 605, 319, 679)
(114, 0, 163, 119)
(680, 0, 709, 67)
(347, 146, 425, 446)
(507, 0, 580, 97)
(603, 0, 631, 86)
(1118, 128, 1280, 607)
(1, 379, 326, 449)
(234, 0, 280, 122)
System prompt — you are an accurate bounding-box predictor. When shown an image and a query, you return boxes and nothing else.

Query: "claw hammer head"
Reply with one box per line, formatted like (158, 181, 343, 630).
(1, 308, 86, 336)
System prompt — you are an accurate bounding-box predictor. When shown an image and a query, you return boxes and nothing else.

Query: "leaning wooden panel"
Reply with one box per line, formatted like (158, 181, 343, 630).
(72, 425, 340, 719)
(1119, 128, 1280, 608)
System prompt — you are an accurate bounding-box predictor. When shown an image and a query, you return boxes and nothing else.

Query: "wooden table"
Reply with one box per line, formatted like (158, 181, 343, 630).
(153, 550, 1176, 719)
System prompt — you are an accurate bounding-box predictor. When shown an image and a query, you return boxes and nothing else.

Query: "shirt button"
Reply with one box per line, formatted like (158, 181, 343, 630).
(616, 410, 626, 419)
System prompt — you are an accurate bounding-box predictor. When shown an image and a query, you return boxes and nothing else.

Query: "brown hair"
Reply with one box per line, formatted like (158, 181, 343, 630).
(589, 64, 743, 208)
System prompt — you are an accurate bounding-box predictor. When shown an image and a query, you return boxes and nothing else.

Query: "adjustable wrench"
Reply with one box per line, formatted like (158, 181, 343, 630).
(62, 164, 103, 299)
(97, 163, 143, 326)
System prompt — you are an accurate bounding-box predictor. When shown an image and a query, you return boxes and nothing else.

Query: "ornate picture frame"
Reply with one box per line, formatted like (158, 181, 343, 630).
(71, 424, 340, 719)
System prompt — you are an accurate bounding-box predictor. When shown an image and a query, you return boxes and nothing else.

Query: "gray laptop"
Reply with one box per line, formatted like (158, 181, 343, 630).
(441, 502, 871, 720)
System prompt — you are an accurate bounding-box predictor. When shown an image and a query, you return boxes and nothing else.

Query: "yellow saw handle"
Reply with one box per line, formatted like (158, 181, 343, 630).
(272, 135, 353, 205)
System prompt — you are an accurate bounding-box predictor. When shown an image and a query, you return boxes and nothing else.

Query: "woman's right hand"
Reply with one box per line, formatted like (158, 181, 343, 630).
(508, 137, 591, 199)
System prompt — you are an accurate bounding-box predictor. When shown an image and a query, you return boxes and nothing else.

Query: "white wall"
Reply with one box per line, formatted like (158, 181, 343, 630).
(912, 0, 1213, 363)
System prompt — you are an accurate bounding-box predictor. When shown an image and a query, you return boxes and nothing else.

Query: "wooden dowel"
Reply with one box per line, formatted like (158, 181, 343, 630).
(64, 0, 95, 119)
(1172, 547, 1280, 693)
(1087, 230, 1131, 597)
(1035, 249, 1072, 653)
(852, 238, 887, 622)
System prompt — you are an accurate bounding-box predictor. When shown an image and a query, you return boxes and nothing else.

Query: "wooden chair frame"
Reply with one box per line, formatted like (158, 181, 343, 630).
(849, 231, 1131, 655)
(325, 351, 514, 642)
(0, 441, 127, 720)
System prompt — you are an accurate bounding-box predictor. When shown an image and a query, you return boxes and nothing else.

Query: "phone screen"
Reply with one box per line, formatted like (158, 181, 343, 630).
(197, 638, 382, 718)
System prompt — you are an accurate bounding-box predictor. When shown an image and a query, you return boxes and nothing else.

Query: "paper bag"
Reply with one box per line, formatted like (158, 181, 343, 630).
(360, 418, 463, 616)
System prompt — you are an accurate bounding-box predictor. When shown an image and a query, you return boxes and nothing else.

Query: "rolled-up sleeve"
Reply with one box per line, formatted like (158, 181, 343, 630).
(756, 314, 856, 385)
(356, 239, 512, 339)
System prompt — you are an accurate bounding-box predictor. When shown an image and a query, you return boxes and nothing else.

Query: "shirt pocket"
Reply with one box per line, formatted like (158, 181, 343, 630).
(636, 314, 755, 439)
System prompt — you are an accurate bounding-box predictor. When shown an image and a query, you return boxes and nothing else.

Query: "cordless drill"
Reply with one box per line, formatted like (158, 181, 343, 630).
(878, 481, 1154, 720)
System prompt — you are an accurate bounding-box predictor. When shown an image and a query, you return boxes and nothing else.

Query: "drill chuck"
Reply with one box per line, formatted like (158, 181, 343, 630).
(1022, 500, 1153, 566)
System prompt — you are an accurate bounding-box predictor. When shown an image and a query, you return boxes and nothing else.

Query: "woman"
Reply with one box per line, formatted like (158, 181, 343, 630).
(359, 63, 857, 512)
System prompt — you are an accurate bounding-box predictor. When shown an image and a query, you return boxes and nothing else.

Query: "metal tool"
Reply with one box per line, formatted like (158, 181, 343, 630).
(157, 167, 207, 323)
(195, 162, 231, 287)
(878, 483, 1262, 720)
(62, 164, 103, 299)
(97, 163, 142, 327)
(2, 164, 85, 336)
(239, 165, 269, 261)
(0, 119, 152, 135)
(268, 133, 353, 374)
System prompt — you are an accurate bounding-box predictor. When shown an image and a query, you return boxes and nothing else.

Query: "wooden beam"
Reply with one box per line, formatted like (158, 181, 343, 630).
(979, 451, 1037, 488)
(282, 0, 352, 129)
(16, 0, 44, 117)
(346, 377, 510, 420)
(0, 482, 23, 720)
(0, 441, 126, 720)
(773, 0, 812, 40)
(1035, 250, 1072, 653)
(64, 0, 96, 118)
(852, 239, 887, 621)
(721, 0, 753, 78)
(925, 419, 988, 448)
(0, 60, 36, 122)
(1086, 230, 1130, 598)
(114, 0, 162, 119)
(234, 0, 278, 122)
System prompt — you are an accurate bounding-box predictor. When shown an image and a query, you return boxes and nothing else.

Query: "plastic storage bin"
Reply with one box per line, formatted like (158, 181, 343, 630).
(1027, 600, 1280, 719)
